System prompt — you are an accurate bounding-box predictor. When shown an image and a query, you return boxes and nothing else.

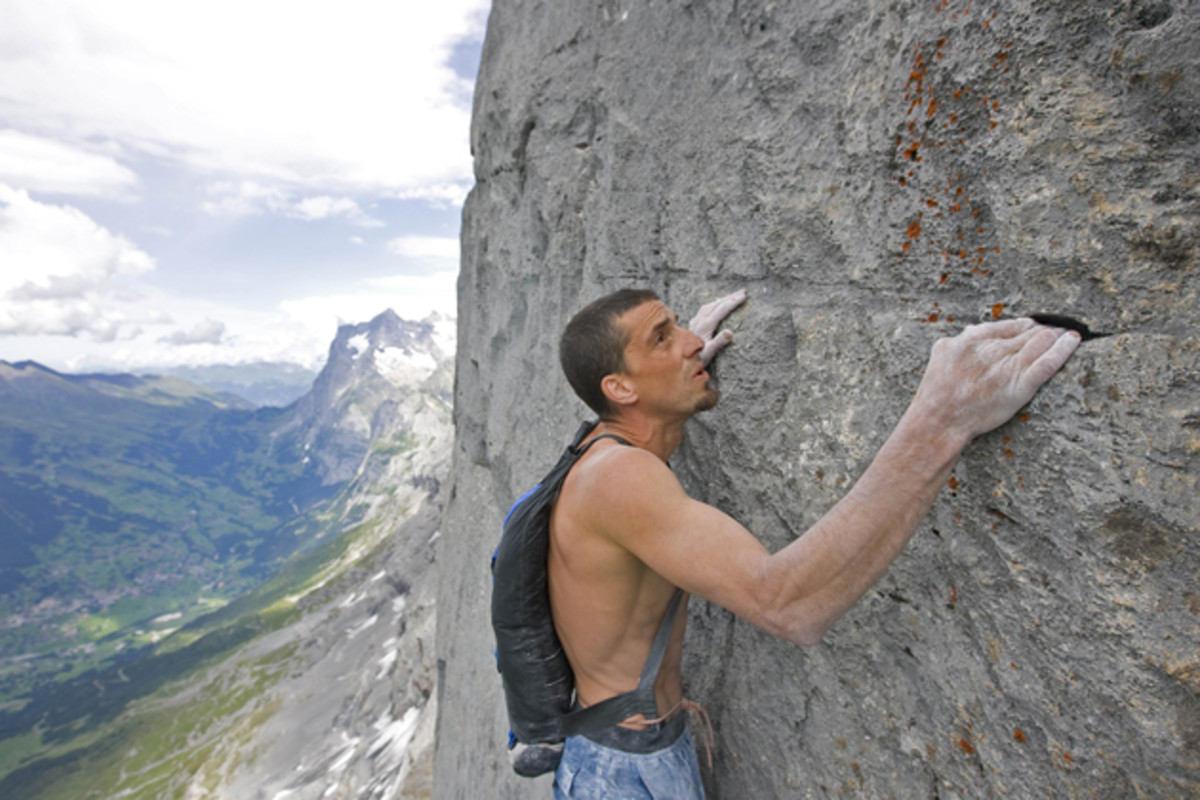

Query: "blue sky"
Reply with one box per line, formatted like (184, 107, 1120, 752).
(0, 0, 490, 373)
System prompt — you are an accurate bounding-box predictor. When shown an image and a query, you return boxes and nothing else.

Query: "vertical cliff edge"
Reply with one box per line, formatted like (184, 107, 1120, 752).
(436, 1, 1199, 797)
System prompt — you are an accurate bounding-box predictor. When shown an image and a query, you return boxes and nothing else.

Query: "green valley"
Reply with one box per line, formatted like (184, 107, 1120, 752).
(0, 361, 335, 704)
(0, 310, 453, 797)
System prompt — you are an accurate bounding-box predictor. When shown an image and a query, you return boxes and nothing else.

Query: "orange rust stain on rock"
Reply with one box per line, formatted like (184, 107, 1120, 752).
(1013, 729, 1026, 743)
(958, 738, 975, 755)
(991, 302, 1006, 319)
(907, 220, 922, 239)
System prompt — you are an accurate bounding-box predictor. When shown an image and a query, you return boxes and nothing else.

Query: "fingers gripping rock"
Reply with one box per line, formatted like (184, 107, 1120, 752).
(917, 319, 1081, 441)
(688, 290, 747, 366)
(699, 330, 734, 366)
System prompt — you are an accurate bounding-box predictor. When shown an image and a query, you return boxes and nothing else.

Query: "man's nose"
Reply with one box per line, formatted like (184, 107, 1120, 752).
(683, 328, 704, 357)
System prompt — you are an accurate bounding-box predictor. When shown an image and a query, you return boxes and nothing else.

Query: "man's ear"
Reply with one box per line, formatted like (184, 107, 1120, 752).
(601, 373, 637, 408)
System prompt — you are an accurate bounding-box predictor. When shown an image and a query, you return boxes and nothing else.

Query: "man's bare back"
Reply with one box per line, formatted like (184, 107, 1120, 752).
(548, 436, 689, 726)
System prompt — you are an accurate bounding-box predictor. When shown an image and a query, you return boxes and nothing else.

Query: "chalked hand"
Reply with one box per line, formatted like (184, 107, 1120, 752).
(688, 289, 747, 366)
(914, 318, 1081, 442)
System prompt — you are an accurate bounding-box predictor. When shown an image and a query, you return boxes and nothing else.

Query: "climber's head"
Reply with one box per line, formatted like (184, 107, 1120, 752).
(560, 289, 715, 421)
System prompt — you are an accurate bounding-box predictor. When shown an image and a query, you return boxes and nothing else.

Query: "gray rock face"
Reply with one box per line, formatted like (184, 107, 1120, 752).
(436, 2, 1199, 798)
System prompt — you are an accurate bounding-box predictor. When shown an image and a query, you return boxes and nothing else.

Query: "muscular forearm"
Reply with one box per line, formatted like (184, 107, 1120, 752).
(755, 403, 966, 645)
(753, 320, 1079, 645)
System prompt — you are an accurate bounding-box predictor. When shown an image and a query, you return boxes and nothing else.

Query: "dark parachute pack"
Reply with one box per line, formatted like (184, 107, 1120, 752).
(490, 421, 683, 777)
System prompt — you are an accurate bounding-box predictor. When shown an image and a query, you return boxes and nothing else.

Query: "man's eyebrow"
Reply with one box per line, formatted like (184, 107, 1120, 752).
(646, 311, 677, 341)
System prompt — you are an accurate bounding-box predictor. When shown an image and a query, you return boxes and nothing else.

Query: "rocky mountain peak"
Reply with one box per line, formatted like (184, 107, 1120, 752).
(317, 310, 454, 402)
(283, 308, 455, 486)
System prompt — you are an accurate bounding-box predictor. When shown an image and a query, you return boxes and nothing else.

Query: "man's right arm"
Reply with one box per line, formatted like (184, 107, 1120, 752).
(582, 319, 1082, 645)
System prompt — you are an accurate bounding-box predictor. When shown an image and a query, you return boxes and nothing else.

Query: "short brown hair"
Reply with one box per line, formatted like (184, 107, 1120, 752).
(560, 288, 659, 418)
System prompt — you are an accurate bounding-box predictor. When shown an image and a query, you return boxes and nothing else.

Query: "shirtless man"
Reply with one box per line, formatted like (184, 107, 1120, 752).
(547, 288, 1081, 799)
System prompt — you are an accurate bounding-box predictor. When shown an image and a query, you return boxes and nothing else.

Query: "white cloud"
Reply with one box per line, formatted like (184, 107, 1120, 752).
(201, 181, 288, 217)
(158, 317, 225, 346)
(0, 268, 458, 373)
(292, 196, 383, 228)
(202, 181, 384, 227)
(0, 184, 155, 339)
(387, 235, 460, 263)
(0, 129, 138, 197)
(0, 0, 490, 202)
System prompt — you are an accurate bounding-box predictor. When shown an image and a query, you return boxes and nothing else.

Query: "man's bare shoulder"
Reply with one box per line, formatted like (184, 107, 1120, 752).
(555, 441, 691, 553)
(567, 440, 685, 513)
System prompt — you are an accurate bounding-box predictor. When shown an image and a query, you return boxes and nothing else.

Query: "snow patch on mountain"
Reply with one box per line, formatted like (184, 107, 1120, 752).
(375, 346, 437, 388)
(347, 333, 371, 358)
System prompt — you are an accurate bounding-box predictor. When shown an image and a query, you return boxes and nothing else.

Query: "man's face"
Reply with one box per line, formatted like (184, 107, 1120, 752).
(614, 300, 719, 417)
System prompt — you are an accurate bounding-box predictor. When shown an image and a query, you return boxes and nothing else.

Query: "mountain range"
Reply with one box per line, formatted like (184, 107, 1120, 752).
(158, 362, 319, 409)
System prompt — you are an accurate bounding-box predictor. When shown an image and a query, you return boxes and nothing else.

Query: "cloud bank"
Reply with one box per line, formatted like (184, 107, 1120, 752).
(0, 130, 138, 197)
(0, 0, 484, 372)
(0, 185, 154, 340)
(0, 0, 489, 200)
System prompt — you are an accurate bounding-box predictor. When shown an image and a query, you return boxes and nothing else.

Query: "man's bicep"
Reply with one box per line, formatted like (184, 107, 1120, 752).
(603, 465, 772, 623)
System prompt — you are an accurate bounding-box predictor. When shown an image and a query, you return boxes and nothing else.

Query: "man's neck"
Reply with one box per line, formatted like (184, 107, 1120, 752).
(593, 414, 686, 462)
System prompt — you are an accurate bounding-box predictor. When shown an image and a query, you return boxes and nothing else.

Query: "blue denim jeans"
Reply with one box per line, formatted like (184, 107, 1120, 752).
(552, 727, 705, 799)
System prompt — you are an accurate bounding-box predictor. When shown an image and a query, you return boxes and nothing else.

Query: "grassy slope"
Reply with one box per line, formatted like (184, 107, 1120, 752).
(0, 505, 389, 799)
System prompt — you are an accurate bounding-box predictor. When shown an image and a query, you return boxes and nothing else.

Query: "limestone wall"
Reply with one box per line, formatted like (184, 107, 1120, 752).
(435, 2, 1199, 797)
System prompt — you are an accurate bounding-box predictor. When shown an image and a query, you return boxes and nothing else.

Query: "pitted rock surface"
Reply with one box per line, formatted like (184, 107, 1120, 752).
(435, 2, 1200, 797)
